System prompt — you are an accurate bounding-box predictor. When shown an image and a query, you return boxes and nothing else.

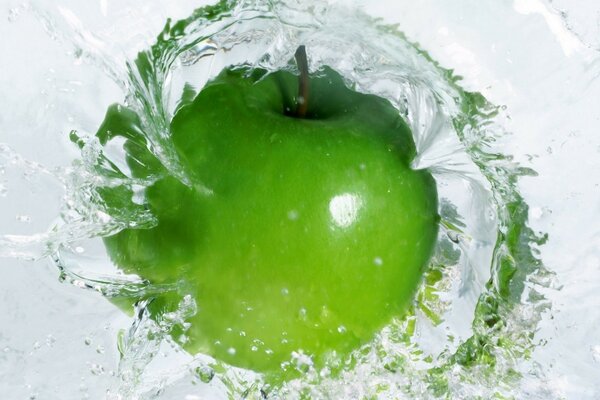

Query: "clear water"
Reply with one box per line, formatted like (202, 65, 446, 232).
(1, 0, 599, 399)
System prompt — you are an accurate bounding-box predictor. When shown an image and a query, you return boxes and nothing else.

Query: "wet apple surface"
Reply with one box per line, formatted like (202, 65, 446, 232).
(96, 61, 439, 375)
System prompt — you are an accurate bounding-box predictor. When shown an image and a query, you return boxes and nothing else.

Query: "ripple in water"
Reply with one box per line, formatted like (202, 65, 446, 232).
(1, 1, 554, 399)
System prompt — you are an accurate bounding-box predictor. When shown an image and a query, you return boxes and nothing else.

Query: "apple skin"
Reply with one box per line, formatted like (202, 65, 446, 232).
(95, 65, 439, 375)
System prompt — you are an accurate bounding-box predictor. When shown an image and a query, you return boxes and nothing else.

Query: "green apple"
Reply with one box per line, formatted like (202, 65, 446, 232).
(87, 48, 439, 377)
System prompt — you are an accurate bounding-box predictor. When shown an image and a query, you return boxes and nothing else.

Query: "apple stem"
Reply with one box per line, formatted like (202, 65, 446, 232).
(295, 45, 309, 118)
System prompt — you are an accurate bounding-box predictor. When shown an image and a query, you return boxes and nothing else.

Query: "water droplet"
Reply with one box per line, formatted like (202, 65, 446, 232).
(227, 347, 236, 355)
(337, 325, 347, 334)
(96, 345, 105, 354)
(281, 287, 289, 296)
(90, 363, 105, 375)
(7, 8, 20, 22)
(84, 337, 92, 346)
(447, 231, 460, 243)
(287, 209, 299, 221)
(373, 257, 383, 266)
(195, 365, 215, 383)
(592, 345, 600, 363)
(299, 308, 307, 320)
(95, 211, 111, 224)
(177, 334, 189, 344)
(15, 214, 31, 223)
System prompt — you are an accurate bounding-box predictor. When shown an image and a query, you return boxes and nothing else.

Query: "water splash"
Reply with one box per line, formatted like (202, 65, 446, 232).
(1, 0, 554, 398)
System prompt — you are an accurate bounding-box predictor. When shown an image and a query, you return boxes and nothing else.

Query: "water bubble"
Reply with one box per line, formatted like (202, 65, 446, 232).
(290, 351, 313, 373)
